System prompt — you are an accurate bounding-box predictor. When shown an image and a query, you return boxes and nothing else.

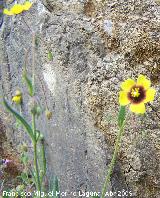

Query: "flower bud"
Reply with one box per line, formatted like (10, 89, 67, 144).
(45, 109, 52, 120)
(16, 184, 25, 192)
(15, 90, 22, 96)
(12, 90, 22, 104)
(29, 96, 41, 116)
(20, 143, 28, 152)
(39, 133, 44, 141)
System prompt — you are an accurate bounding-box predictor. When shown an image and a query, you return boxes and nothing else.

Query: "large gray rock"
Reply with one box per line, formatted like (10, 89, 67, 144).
(0, 0, 159, 197)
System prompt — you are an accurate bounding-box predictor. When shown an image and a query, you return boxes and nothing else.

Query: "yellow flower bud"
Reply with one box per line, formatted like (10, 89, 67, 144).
(15, 90, 22, 96)
(45, 109, 52, 120)
(12, 90, 22, 104)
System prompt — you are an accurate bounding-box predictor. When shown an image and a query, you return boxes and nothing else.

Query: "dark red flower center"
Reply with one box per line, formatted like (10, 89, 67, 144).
(128, 86, 146, 104)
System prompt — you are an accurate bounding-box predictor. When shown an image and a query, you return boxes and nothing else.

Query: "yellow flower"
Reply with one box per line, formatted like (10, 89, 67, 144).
(22, 1, 33, 11)
(12, 90, 22, 104)
(3, 1, 32, 15)
(119, 75, 156, 114)
(10, 4, 24, 14)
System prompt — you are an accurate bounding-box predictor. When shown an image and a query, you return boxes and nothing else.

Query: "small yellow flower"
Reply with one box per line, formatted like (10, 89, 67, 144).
(119, 75, 156, 114)
(3, 1, 32, 15)
(12, 90, 22, 104)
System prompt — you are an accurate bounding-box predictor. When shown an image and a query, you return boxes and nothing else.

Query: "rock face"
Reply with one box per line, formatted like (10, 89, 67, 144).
(0, 0, 160, 197)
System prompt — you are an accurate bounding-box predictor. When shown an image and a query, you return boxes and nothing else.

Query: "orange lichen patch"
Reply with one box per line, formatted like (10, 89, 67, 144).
(84, 0, 96, 17)
(106, 36, 120, 51)
(2, 153, 23, 178)
(0, 119, 22, 179)
(121, 27, 160, 64)
(0, 119, 7, 156)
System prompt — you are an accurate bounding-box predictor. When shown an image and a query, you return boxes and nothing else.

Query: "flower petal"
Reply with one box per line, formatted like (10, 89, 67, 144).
(121, 79, 135, 91)
(130, 103, 146, 114)
(10, 4, 24, 14)
(23, 1, 32, 11)
(12, 95, 22, 104)
(144, 88, 156, 103)
(119, 91, 130, 106)
(3, 9, 14, 15)
(137, 75, 151, 90)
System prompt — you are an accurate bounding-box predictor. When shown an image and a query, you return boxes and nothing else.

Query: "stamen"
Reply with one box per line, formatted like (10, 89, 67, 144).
(131, 88, 140, 98)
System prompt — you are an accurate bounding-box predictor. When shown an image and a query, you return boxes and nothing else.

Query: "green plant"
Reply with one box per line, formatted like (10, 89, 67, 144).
(101, 106, 126, 198)
(101, 75, 156, 198)
(3, 89, 46, 197)
(2, 34, 48, 198)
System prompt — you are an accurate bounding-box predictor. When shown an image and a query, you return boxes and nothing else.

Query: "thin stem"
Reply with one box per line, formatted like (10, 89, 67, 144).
(40, 139, 47, 187)
(41, 140, 47, 177)
(32, 33, 36, 95)
(101, 124, 125, 198)
(32, 114, 41, 197)
(23, 48, 30, 73)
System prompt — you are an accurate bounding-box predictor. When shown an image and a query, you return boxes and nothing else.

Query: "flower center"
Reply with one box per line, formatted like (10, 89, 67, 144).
(131, 88, 140, 98)
(128, 86, 146, 104)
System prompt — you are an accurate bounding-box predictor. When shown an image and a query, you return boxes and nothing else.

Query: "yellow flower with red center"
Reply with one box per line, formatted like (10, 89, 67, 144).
(3, 1, 32, 15)
(119, 75, 156, 114)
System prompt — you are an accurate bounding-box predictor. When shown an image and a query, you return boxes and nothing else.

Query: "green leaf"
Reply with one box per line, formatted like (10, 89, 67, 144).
(3, 98, 34, 140)
(23, 71, 34, 96)
(48, 176, 60, 198)
(53, 176, 60, 198)
(20, 172, 29, 184)
(91, 196, 100, 198)
(48, 51, 53, 61)
(21, 153, 29, 165)
(35, 130, 40, 142)
(118, 106, 126, 128)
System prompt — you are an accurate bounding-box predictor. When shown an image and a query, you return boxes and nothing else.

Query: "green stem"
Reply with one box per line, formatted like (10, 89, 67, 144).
(32, 33, 36, 95)
(39, 139, 47, 187)
(32, 114, 41, 197)
(41, 141, 46, 177)
(101, 125, 125, 198)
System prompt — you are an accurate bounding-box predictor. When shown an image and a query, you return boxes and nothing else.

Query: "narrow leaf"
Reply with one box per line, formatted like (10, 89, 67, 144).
(20, 172, 29, 184)
(118, 106, 126, 128)
(23, 71, 34, 96)
(3, 98, 34, 140)
(53, 176, 60, 198)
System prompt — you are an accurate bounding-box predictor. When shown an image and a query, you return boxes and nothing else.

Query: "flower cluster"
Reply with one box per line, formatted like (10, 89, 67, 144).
(119, 75, 156, 114)
(3, 1, 32, 15)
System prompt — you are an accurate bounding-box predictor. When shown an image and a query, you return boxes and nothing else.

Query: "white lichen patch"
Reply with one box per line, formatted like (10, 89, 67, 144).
(43, 64, 57, 96)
